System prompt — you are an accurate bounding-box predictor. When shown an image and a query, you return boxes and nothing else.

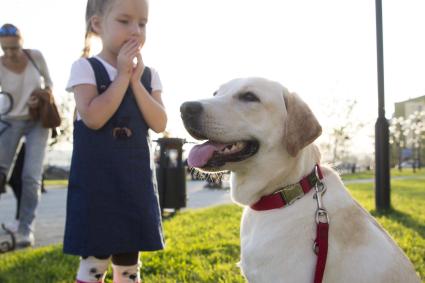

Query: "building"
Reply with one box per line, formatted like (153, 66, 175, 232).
(394, 95, 425, 118)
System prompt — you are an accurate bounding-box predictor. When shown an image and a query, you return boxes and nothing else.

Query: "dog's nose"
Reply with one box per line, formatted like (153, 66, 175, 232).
(180, 101, 203, 117)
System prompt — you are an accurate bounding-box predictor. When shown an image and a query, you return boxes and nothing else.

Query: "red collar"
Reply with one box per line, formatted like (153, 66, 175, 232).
(250, 165, 323, 211)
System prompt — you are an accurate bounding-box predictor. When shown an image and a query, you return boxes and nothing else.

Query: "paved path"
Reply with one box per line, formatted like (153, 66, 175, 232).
(0, 180, 232, 248)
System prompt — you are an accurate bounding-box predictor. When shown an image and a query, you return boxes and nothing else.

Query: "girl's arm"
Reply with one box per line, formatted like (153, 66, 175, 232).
(73, 74, 130, 130)
(131, 54, 167, 133)
(132, 84, 167, 133)
(74, 38, 141, 130)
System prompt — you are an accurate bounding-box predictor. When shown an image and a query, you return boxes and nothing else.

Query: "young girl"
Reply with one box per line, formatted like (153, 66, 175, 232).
(63, 0, 167, 282)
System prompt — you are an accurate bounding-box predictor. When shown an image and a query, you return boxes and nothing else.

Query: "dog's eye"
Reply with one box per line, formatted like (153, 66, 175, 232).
(239, 92, 260, 102)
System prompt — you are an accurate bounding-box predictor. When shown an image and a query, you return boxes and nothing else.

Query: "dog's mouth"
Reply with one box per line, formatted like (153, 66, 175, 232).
(188, 140, 259, 169)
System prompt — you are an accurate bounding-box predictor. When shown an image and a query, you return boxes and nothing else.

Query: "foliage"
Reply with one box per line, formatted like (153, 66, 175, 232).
(319, 98, 365, 164)
(47, 92, 74, 150)
(390, 111, 425, 170)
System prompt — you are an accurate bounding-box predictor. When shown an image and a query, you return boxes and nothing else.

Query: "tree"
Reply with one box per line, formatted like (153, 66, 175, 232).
(389, 116, 408, 170)
(47, 93, 74, 150)
(405, 111, 425, 171)
(325, 99, 364, 164)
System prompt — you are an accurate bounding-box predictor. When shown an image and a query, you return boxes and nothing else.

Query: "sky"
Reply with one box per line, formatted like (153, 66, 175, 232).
(1, 0, 425, 157)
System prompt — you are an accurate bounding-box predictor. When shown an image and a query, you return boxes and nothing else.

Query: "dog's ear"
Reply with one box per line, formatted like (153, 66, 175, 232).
(283, 92, 322, 157)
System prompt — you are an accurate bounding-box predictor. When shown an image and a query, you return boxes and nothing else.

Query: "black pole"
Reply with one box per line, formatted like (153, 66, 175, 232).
(374, 0, 391, 211)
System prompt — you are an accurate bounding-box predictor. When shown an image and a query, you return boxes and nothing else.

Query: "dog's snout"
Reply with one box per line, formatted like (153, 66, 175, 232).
(180, 101, 206, 140)
(180, 101, 203, 117)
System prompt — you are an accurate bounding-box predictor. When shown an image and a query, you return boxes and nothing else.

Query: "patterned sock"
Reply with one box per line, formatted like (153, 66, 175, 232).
(76, 256, 110, 283)
(112, 261, 141, 283)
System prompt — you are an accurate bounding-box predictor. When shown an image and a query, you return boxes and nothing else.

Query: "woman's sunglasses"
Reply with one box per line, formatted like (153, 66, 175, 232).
(0, 26, 19, 37)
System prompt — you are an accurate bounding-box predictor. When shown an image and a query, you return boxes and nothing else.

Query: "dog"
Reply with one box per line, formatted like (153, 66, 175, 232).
(180, 77, 420, 283)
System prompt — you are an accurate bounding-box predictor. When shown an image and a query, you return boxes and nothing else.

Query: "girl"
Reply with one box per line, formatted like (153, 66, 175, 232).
(63, 0, 167, 282)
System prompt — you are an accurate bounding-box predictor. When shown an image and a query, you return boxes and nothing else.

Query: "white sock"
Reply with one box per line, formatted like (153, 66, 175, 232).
(76, 256, 110, 283)
(112, 261, 141, 283)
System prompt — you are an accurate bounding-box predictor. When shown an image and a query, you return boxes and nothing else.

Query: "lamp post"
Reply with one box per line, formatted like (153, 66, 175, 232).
(374, 0, 391, 211)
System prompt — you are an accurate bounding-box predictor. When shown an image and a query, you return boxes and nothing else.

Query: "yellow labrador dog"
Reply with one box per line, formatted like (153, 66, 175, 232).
(180, 78, 420, 283)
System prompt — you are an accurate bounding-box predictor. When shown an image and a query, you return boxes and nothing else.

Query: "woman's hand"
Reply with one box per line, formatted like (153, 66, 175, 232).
(131, 53, 145, 85)
(116, 38, 142, 79)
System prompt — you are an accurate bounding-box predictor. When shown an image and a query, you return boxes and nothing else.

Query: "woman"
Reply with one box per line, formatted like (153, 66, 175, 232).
(0, 23, 53, 247)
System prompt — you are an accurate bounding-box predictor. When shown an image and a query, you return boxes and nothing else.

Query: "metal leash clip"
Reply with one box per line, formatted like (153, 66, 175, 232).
(312, 179, 329, 255)
(314, 181, 329, 224)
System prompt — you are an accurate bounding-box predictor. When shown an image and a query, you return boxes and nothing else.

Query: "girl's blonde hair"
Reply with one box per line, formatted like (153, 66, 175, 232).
(82, 0, 115, 57)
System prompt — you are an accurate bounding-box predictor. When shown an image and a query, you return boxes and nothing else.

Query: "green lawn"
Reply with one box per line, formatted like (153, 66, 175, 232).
(0, 176, 424, 282)
(340, 167, 425, 180)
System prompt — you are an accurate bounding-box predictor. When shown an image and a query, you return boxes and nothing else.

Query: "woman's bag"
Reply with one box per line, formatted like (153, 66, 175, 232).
(23, 50, 61, 128)
(28, 88, 61, 128)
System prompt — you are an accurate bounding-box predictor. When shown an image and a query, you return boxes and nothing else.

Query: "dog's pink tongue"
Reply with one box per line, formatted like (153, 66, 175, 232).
(188, 141, 227, 167)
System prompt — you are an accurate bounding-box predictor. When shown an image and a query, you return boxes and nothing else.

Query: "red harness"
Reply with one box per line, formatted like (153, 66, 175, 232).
(250, 165, 329, 283)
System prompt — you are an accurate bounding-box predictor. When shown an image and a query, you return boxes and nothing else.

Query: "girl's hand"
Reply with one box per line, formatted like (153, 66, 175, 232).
(131, 53, 145, 85)
(117, 38, 142, 78)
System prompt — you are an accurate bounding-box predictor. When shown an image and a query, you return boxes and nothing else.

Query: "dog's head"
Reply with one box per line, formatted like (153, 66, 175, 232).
(180, 77, 322, 174)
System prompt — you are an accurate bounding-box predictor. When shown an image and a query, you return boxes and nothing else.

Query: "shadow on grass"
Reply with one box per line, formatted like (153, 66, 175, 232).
(371, 208, 425, 239)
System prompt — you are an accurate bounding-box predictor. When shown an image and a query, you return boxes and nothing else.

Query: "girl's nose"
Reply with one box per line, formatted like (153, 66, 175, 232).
(131, 24, 142, 36)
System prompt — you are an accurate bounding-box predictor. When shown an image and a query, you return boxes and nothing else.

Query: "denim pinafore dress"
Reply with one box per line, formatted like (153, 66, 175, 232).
(63, 58, 164, 256)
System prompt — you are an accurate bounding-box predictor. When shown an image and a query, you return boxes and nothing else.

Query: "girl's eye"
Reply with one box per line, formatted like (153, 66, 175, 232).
(138, 23, 146, 28)
(118, 20, 129, 24)
(238, 92, 260, 102)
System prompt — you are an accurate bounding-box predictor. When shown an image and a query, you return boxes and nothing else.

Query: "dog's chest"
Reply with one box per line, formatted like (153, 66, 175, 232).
(239, 208, 317, 282)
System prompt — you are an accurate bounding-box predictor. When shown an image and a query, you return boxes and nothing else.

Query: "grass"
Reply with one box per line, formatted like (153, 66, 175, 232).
(43, 168, 425, 187)
(0, 175, 424, 282)
(340, 167, 425, 180)
(346, 180, 425, 281)
(44, 179, 68, 187)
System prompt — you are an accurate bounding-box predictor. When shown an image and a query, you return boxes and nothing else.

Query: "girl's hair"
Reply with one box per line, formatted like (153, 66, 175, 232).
(0, 23, 21, 38)
(82, 0, 115, 57)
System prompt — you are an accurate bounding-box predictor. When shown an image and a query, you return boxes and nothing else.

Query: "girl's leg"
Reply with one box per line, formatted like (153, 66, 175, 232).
(76, 255, 110, 283)
(111, 252, 141, 283)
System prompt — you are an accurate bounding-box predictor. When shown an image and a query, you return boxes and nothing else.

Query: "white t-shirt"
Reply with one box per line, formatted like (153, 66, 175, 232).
(0, 49, 53, 118)
(66, 56, 162, 120)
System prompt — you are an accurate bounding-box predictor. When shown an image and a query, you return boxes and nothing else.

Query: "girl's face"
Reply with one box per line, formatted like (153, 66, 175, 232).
(97, 0, 148, 57)
(0, 36, 22, 61)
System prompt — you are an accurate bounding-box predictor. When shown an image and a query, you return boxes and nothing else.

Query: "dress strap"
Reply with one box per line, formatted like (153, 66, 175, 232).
(87, 57, 153, 95)
(87, 57, 112, 95)
(141, 66, 152, 94)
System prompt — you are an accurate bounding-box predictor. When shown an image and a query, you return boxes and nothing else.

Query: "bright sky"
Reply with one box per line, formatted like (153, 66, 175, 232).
(1, 0, 425, 156)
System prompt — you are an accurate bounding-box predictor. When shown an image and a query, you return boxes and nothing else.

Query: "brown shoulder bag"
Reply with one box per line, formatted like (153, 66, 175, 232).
(23, 50, 61, 129)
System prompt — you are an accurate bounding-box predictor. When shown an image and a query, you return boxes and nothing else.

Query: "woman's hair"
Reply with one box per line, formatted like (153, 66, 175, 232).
(0, 23, 21, 38)
(82, 0, 115, 57)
